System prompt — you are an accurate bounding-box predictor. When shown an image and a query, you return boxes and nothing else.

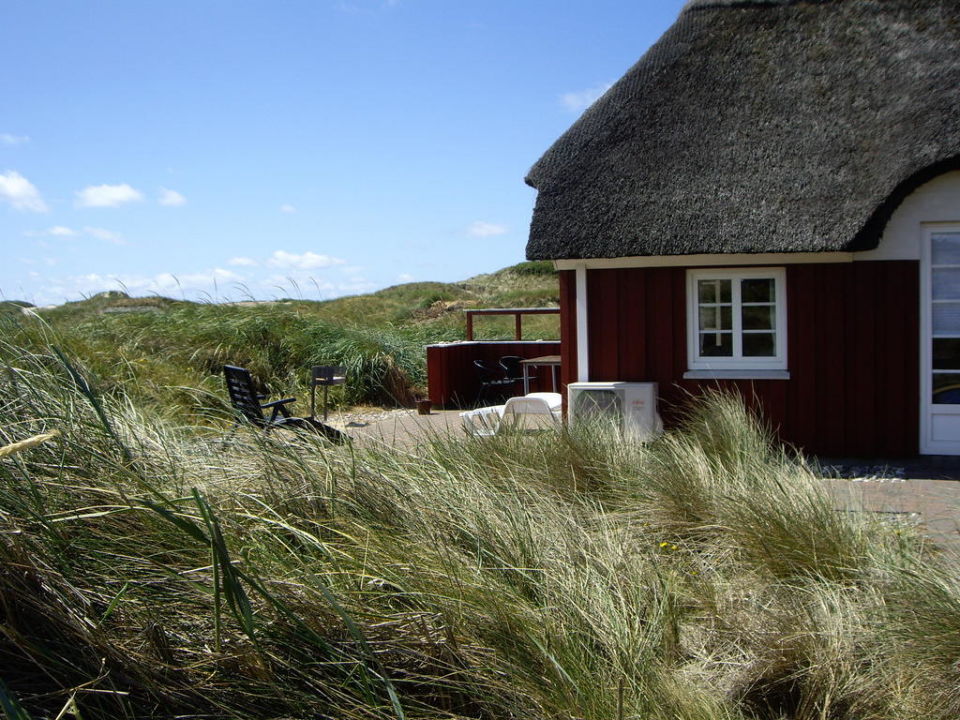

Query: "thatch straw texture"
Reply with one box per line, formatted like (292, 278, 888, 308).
(526, 0, 960, 260)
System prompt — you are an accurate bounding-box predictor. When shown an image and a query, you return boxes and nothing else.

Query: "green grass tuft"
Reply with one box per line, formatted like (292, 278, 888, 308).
(1, 340, 958, 718)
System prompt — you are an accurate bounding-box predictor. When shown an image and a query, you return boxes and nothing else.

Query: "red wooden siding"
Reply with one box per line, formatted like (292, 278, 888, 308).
(427, 341, 562, 408)
(580, 261, 919, 457)
(559, 270, 578, 389)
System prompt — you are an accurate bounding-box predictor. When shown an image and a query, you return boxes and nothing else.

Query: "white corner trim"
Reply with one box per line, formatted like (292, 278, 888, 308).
(575, 265, 589, 382)
(683, 370, 790, 380)
(555, 252, 854, 271)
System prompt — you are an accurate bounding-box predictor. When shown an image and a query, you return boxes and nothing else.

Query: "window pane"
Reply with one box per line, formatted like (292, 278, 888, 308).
(933, 372, 960, 404)
(699, 332, 732, 357)
(933, 338, 960, 370)
(933, 302, 960, 334)
(698, 280, 716, 304)
(932, 234, 960, 265)
(699, 306, 717, 331)
(933, 269, 960, 300)
(741, 278, 774, 303)
(698, 305, 732, 331)
(698, 279, 731, 304)
(743, 332, 775, 357)
(742, 305, 774, 330)
(690, 270, 785, 367)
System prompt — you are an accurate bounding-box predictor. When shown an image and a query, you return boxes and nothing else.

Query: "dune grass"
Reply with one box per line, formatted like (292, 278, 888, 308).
(6, 302, 442, 422)
(3, 262, 560, 423)
(1, 340, 958, 719)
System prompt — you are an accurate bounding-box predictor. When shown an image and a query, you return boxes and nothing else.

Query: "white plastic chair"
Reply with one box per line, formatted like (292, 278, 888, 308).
(460, 403, 506, 436)
(460, 392, 561, 436)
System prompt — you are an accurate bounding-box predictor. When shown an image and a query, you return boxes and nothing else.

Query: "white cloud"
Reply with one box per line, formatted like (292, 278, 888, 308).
(267, 250, 346, 270)
(24, 225, 126, 242)
(228, 256, 258, 267)
(467, 220, 507, 238)
(165, 268, 242, 288)
(0, 134, 29, 146)
(280, 203, 296, 213)
(264, 274, 376, 299)
(23, 225, 76, 238)
(158, 188, 186, 206)
(265, 274, 326, 291)
(83, 226, 125, 244)
(397, 273, 415, 282)
(560, 82, 613, 113)
(44, 267, 243, 302)
(0, 170, 48, 212)
(14, 261, 382, 306)
(75, 183, 143, 208)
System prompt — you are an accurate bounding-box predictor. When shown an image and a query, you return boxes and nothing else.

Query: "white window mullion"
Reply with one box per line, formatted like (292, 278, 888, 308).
(731, 278, 743, 360)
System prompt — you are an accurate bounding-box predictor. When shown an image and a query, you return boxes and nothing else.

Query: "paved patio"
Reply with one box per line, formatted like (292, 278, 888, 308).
(344, 410, 960, 552)
(345, 408, 468, 450)
(822, 476, 960, 553)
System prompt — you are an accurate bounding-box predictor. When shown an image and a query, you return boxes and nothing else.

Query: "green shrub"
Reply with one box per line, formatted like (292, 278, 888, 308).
(511, 261, 557, 276)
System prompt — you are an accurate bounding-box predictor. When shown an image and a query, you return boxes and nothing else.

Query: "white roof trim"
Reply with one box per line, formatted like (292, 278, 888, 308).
(554, 252, 855, 270)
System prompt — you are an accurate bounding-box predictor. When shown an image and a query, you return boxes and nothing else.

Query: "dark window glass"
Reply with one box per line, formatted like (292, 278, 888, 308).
(698, 279, 731, 304)
(743, 333, 775, 357)
(742, 305, 774, 331)
(933, 338, 960, 370)
(933, 373, 960, 404)
(741, 278, 774, 303)
(698, 280, 716, 304)
(699, 332, 732, 357)
(699, 306, 732, 331)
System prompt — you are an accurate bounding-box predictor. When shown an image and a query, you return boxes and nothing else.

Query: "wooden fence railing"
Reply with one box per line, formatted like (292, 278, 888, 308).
(464, 307, 560, 341)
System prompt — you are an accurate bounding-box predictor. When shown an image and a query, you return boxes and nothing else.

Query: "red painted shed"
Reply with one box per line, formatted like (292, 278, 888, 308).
(525, 0, 960, 457)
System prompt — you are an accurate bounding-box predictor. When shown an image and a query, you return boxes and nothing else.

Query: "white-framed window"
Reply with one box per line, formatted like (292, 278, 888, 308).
(686, 267, 787, 374)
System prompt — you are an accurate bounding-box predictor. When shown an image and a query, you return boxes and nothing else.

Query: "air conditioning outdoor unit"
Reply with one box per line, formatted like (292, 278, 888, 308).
(567, 382, 661, 441)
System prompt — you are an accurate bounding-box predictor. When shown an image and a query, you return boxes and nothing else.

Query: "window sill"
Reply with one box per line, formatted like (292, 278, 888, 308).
(683, 369, 790, 380)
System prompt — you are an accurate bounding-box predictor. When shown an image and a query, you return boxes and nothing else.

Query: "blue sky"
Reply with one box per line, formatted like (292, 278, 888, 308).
(1, 0, 686, 306)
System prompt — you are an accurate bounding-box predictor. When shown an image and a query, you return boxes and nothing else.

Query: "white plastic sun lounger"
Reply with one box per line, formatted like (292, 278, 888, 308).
(460, 392, 562, 436)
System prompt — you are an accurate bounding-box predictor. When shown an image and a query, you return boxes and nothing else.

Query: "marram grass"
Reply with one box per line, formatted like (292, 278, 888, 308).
(2, 259, 561, 421)
(0, 342, 957, 719)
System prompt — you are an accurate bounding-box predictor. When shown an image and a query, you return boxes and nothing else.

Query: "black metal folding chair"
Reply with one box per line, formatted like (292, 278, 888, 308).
(222, 365, 347, 443)
(473, 359, 514, 404)
(499, 355, 536, 389)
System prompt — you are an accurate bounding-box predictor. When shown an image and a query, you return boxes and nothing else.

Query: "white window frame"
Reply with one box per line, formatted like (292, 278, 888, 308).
(685, 267, 788, 376)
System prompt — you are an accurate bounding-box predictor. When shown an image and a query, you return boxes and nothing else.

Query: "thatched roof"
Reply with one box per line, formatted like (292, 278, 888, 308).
(525, 0, 960, 260)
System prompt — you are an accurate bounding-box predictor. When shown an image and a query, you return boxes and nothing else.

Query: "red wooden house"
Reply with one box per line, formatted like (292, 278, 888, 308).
(525, 0, 960, 457)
